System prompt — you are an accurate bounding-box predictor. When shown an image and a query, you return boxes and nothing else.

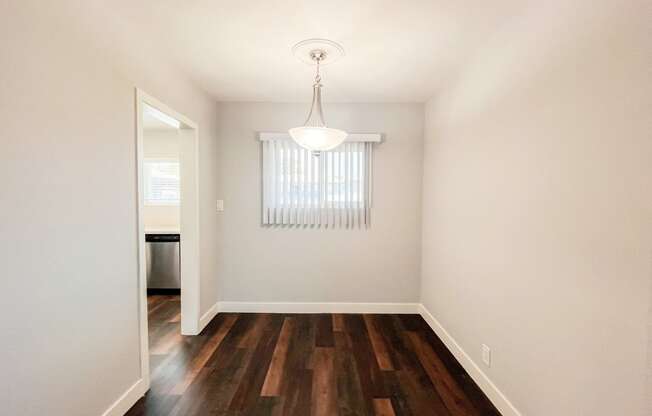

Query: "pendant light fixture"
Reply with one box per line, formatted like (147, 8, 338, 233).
(289, 39, 347, 153)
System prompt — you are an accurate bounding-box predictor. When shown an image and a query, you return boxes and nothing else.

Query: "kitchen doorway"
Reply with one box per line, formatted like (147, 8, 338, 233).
(135, 89, 201, 390)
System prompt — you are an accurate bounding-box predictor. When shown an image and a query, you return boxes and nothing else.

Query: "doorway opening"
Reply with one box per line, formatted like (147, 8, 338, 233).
(135, 89, 201, 390)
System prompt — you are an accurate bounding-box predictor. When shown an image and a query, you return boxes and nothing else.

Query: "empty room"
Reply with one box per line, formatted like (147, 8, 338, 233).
(1, 1, 650, 415)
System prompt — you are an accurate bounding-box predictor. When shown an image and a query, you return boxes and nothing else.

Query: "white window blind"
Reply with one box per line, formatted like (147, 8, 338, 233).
(261, 138, 373, 228)
(143, 159, 180, 205)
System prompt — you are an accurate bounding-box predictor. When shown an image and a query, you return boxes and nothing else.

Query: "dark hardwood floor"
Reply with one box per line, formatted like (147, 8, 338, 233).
(126, 295, 501, 416)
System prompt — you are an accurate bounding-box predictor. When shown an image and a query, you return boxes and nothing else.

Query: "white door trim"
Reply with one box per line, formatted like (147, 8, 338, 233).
(135, 88, 202, 392)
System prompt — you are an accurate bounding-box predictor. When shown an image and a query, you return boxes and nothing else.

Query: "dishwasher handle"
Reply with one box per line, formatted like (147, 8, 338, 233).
(145, 233, 180, 243)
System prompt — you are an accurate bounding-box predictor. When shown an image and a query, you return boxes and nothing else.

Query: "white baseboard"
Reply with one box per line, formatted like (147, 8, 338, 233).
(197, 301, 220, 333)
(417, 304, 522, 416)
(217, 301, 420, 314)
(101, 378, 147, 416)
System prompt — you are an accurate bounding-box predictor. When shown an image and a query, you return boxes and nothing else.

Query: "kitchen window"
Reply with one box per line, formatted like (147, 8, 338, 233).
(143, 159, 180, 206)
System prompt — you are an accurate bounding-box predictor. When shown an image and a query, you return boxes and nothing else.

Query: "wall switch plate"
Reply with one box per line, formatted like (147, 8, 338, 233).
(482, 344, 491, 367)
(216, 200, 224, 212)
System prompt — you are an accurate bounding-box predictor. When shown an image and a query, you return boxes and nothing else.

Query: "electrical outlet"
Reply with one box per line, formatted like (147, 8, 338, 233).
(216, 200, 224, 212)
(482, 344, 491, 367)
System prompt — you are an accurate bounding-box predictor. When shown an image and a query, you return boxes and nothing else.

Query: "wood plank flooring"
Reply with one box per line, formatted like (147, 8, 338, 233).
(126, 295, 501, 416)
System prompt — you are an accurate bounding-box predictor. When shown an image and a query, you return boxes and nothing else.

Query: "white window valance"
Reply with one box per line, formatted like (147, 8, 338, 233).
(260, 133, 380, 228)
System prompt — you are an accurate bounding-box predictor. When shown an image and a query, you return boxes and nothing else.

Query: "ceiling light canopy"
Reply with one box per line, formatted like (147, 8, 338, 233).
(289, 39, 347, 153)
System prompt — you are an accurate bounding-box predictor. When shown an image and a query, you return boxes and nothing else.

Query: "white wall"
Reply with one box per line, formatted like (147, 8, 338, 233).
(143, 129, 180, 230)
(421, 1, 652, 415)
(143, 206, 180, 231)
(216, 102, 423, 304)
(0, 2, 221, 415)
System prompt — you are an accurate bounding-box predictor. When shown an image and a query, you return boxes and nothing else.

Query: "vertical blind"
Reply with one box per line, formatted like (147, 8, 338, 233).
(262, 139, 373, 228)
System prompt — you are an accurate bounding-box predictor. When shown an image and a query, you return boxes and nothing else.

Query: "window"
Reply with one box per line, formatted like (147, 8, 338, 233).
(261, 138, 374, 228)
(143, 159, 180, 205)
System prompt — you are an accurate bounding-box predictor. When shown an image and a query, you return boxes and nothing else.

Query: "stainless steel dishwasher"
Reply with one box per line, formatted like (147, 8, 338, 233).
(145, 234, 180, 289)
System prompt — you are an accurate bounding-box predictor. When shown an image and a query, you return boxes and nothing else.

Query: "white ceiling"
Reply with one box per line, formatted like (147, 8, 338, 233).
(142, 111, 177, 131)
(68, 0, 529, 103)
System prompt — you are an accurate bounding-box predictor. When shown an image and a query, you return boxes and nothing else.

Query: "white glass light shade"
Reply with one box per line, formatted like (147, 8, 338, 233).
(288, 126, 347, 151)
